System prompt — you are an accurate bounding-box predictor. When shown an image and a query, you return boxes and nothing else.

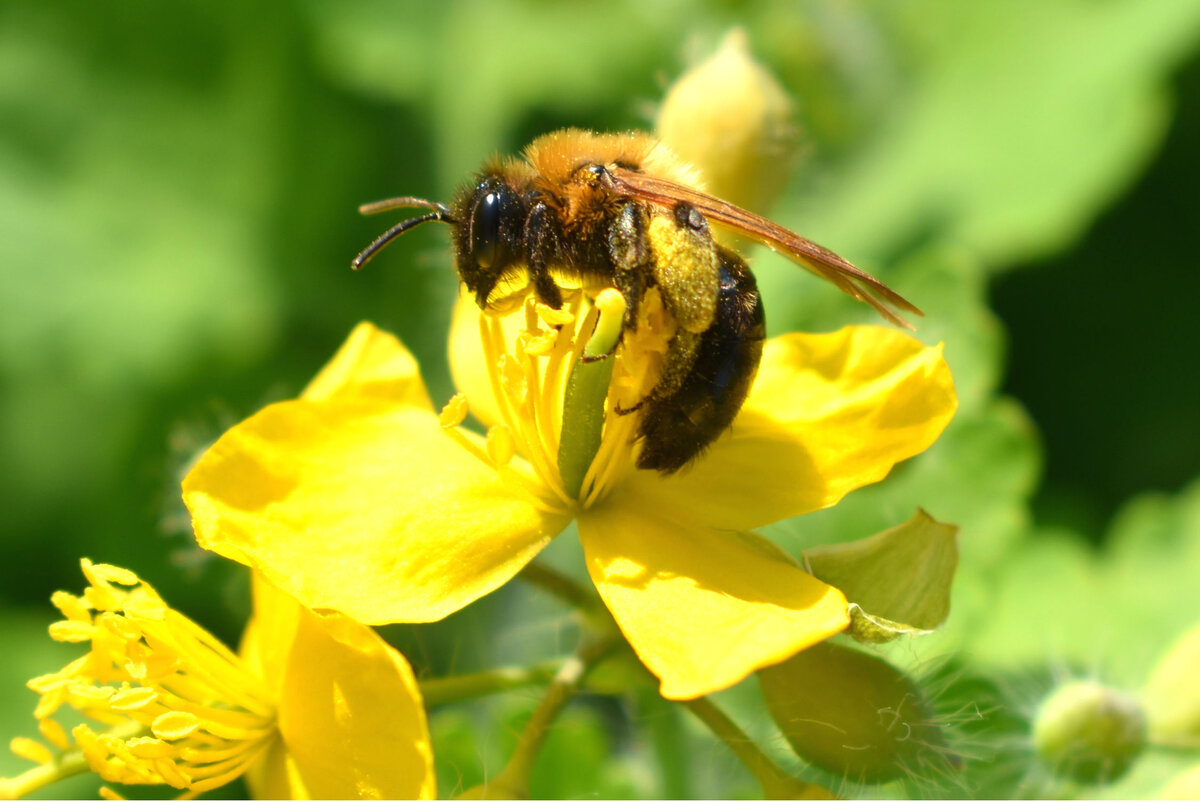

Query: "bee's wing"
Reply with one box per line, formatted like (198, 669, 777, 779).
(605, 167, 921, 328)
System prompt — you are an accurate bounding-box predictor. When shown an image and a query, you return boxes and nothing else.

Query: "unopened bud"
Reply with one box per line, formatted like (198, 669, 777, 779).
(761, 641, 953, 783)
(657, 29, 797, 217)
(1032, 679, 1146, 784)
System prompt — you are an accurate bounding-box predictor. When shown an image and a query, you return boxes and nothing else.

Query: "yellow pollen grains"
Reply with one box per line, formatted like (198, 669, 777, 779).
(8, 559, 277, 797)
(438, 288, 673, 510)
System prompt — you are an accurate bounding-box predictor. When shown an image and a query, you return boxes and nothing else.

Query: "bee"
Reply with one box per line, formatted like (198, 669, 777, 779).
(352, 129, 920, 473)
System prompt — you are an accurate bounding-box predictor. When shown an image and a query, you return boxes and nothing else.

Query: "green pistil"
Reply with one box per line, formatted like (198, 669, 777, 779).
(557, 290, 625, 499)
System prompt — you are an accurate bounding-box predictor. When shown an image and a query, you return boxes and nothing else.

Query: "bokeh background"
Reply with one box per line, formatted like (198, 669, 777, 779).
(3, 0, 1199, 797)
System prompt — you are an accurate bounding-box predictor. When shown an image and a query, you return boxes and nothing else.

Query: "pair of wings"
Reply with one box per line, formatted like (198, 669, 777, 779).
(602, 166, 921, 329)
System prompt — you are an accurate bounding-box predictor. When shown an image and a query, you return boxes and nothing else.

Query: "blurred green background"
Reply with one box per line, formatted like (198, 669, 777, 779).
(2, 0, 1199, 797)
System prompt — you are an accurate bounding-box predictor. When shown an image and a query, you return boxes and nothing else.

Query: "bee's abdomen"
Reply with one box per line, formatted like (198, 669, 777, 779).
(636, 248, 765, 473)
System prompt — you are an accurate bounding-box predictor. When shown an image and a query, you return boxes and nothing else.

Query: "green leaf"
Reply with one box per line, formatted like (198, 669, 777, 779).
(779, 0, 1200, 270)
(961, 479, 1200, 684)
(805, 510, 958, 642)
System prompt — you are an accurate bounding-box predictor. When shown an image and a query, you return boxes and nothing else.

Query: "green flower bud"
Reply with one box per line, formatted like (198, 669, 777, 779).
(1032, 679, 1146, 784)
(760, 641, 954, 783)
(656, 28, 797, 217)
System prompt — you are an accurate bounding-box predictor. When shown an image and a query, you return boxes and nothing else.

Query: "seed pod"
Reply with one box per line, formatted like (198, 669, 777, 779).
(760, 641, 952, 783)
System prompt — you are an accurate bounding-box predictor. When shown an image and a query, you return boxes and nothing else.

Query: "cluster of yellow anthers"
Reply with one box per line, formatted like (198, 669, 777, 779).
(9, 560, 275, 797)
(440, 286, 673, 511)
(3, 560, 435, 800)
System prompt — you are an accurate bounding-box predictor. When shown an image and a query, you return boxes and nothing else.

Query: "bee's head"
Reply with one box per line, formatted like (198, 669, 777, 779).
(449, 176, 528, 307)
(351, 175, 527, 308)
(350, 174, 530, 309)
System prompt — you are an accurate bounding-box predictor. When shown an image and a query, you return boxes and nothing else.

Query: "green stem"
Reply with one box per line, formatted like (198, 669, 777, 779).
(684, 696, 832, 800)
(518, 561, 600, 613)
(419, 661, 560, 707)
(485, 633, 621, 798)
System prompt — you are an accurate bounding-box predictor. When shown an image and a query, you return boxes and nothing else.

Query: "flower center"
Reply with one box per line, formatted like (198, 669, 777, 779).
(440, 287, 675, 511)
(19, 560, 277, 796)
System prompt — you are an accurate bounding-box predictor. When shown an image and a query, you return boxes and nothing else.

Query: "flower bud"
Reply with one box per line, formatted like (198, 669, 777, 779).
(761, 641, 952, 783)
(1032, 679, 1146, 784)
(656, 28, 797, 216)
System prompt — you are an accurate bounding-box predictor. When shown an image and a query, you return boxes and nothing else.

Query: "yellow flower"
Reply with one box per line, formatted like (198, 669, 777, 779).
(2, 559, 434, 800)
(183, 282, 956, 701)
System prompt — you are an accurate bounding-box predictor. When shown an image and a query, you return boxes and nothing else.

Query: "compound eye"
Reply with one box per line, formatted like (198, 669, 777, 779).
(471, 190, 504, 270)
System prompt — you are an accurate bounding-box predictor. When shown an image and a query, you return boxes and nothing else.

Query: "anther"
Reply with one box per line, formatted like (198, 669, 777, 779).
(438, 394, 470, 428)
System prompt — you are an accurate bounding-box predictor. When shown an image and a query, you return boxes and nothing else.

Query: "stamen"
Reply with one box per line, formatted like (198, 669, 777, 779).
(536, 303, 576, 328)
(451, 283, 674, 510)
(530, 294, 586, 463)
(486, 425, 516, 466)
(581, 413, 638, 508)
(11, 736, 54, 764)
(439, 393, 470, 428)
(543, 298, 594, 443)
(478, 312, 572, 508)
(39, 717, 70, 750)
(7, 562, 280, 798)
(522, 330, 559, 356)
(438, 371, 566, 511)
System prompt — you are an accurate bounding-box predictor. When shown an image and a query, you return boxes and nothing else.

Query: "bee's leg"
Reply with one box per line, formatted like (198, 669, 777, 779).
(624, 201, 721, 409)
(607, 202, 650, 331)
(525, 201, 564, 310)
(650, 329, 702, 401)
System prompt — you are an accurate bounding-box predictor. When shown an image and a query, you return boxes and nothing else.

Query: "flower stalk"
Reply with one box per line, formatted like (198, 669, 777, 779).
(518, 561, 603, 614)
(418, 663, 560, 708)
(479, 633, 621, 798)
(684, 696, 832, 800)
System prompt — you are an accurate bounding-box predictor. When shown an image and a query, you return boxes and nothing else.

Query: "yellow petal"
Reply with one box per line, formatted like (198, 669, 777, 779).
(184, 399, 569, 624)
(449, 289, 503, 429)
(622, 326, 956, 532)
(242, 577, 435, 800)
(246, 741, 305, 800)
(301, 321, 431, 409)
(239, 572, 303, 700)
(578, 496, 850, 700)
